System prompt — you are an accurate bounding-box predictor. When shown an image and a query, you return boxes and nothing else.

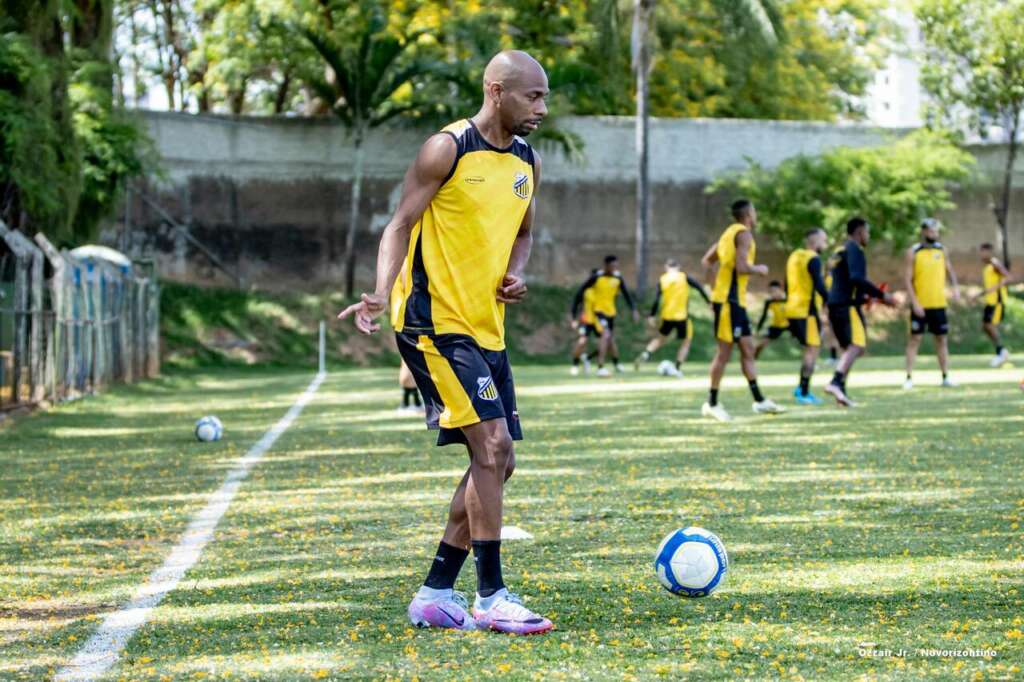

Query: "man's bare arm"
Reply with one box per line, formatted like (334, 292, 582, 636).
(338, 134, 456, 333)
(734, 230, 768, 276)
(498, 152, 542, 304)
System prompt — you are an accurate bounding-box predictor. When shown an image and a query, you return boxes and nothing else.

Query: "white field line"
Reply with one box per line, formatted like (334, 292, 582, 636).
(54, 371, 326, 682)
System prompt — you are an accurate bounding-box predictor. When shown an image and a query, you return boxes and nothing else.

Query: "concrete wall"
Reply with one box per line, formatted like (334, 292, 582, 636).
(117, 110, 1024, 292)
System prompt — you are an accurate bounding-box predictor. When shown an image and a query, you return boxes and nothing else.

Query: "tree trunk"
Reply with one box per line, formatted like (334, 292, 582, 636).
(632, 0, 654, 298)
(997, 107, 1020, 269)
(343, 127, 366, 297)
(274, 71, 293, 114)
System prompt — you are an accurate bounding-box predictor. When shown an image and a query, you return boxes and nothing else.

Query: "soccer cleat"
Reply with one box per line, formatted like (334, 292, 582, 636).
(615, 363, 626, 374)
(672, 367, 684, 379)
(941, 377, 959, 388)
(701, 402, 733, 422)
(473, 589, 553, 635)
(582, 355, 592, 373)
(752, 399, 786, 414)
(596, 367, 612, 378)
(824, 382, 854, 407)
(570, 365, 580, 376)
(408, 589, 477, 631)
(794, 390, 823, 406)
(990, 348, 1010, 367)
(902, 378, 913, 391)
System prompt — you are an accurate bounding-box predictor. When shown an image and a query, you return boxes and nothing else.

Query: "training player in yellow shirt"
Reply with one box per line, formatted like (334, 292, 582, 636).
(569, 285, 604, 375)
(571, 255, 638, 377)
(339, 50, 553, 634)
(753, 281, 789, 358)
(974, 243, 1013, 367)
(700, 199, 785, 421)
(634, 258, 710, 377)
(904, 219, 960, 390)
(784, 227, 830, 405)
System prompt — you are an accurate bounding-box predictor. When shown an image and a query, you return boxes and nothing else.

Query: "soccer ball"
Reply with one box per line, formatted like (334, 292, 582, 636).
(656, 360, 674, 376)
(653, 527, 728, 597)
(194, 416, 223, 442)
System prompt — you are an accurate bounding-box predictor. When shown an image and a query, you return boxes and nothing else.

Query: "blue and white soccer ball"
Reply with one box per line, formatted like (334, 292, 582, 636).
(194, 415, 224, 442)
(654, 526, 729, 597)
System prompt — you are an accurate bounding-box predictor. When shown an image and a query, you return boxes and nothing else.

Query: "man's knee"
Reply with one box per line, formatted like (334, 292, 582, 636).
(475, 432, 514, 473)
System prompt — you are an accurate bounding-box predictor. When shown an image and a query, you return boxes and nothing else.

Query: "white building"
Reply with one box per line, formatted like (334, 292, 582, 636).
(862, 6, 925, 128)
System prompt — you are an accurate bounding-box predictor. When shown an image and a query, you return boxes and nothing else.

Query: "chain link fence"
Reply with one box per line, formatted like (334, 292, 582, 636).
(0, 220, 160, 411)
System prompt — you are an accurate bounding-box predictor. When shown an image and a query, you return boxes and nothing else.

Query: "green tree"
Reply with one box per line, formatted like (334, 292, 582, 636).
(917, 0, 1024, 267)
(1, 0, 148, 241)
(707, 130, 975, 251)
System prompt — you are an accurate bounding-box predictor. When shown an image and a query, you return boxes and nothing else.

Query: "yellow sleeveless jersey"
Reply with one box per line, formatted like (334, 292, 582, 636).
(983, 262, 1008, 305)
(767, 300, 788, 328)
(912, 243, 947, 309)
(785, 248, 820, 319)
(391, 119, 535, 350)
(711, 223, 755, 306)
(591, 274, 624, 316)
(658, 271, 690, 321)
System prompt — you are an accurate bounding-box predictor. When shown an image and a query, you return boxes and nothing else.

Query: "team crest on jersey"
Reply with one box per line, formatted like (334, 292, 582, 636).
(477, 376, 499, 401)
(512, 172, 530, 200)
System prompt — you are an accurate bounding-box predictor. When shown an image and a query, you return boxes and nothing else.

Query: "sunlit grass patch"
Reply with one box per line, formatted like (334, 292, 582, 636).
(1, 357, 1022, 679)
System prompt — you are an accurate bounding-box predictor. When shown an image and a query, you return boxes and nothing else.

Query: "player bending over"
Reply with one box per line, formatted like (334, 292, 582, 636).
(753, 280, 788, 358)
(339, 50, 553, 635)
(634, 258, 710, 377)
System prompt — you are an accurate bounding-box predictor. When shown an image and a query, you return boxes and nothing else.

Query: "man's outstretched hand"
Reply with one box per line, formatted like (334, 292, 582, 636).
(338, 293, 387, 335)
(497, 273, 528, 304)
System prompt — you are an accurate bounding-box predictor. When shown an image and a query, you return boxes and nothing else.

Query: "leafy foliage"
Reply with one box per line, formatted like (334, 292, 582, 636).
(708, 130, 975, 251)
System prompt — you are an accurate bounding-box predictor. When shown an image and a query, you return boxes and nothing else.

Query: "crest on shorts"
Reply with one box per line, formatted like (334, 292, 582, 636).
(512, 172, 530, 200)
(477, 376, 499, 401)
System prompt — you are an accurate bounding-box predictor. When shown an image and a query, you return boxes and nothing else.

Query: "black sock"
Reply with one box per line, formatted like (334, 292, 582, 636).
(573, 356, 581, 366)
(830, 347, 838, 360)
(749, 380, 765, 402)
(675, 361, 682, 370)
(831, 370, 845, 387)
(709, 389, 719, 407)
(942, 372, 948, 380)
(423, 541, 469, 590)
(996, 345, 1004, 354)
(612, 355, 620, 364)
(472, 540, 505, 597)
(413, 389, 422, 407)
(403, 388, 416, 407)
(799, 375, 810, 395)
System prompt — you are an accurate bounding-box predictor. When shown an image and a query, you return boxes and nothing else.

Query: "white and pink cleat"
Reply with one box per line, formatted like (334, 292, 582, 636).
(472, 589, 553, 635)
(407, 588, 477, 630)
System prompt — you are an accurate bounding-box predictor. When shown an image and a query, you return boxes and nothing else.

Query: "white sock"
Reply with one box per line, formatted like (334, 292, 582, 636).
(475, 587, 508, 611)
(416, 585, 453, 600)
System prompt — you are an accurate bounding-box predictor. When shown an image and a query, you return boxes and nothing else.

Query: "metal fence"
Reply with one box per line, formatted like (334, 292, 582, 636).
(0, 220, 160, 410)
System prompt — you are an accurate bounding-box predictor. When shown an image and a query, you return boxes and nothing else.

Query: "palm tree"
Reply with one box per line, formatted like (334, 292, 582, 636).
(296, 0, 451, 297)
(630, 0, 782, 296)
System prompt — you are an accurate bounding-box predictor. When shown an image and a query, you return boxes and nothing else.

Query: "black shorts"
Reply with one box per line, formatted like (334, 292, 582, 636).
(910, 308, 948, 336)
(788, 315, 821, 347)
(595, 313, 615, 333)
(578, 323, 602, 338)
(658, 319, 693, 340)
(764, 326, 787, 340)
(396, 332, 522, 447)
(712, 302, 751, 343)
(829, 304, 866, 349)
(983, 304, 1004, 325)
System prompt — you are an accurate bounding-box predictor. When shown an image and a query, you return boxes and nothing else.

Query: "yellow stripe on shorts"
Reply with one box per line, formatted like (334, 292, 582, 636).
(417, 335, 479, 429)
(849, 308, 866, 348)
(716, 305, 733, 343)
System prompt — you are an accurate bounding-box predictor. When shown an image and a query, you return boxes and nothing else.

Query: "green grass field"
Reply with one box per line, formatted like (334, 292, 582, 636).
(2, 357, 1023, 680)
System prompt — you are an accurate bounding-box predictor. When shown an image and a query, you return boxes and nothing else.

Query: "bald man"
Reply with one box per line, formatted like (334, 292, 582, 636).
(340, 50, 553, 635)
